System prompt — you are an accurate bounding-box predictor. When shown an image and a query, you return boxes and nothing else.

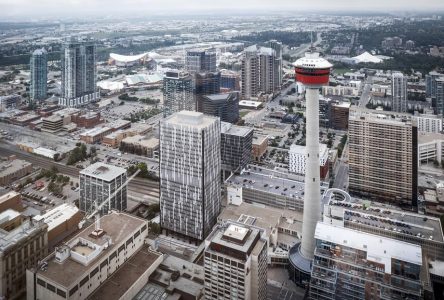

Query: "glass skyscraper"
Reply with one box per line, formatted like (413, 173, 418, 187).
(30, 48, 48, 101)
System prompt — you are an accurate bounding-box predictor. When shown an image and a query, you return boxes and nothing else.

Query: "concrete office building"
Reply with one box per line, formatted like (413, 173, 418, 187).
(201, 92, 239, 123)
(220, 122, 253, 175)
(426, 71, 443, 98)
(0, 216, 48, 299)
(162, 70, 194, 117)
(204, 222, 267, 300)
(348, 109, 418, 207)
(59, 40, 99, 107)
(79, 162, 127, 214)
(436, 77, 444, 115)
(309, 222, 423, 300)
(160, 111, 221, 241)
(330, 102, 351, 130)
(415, 114, 443, 133)
(185, 49, 216, 73)
(26, 212, 163, 300)
(30, 48, 47, 101)
(418, 132, 444, 166)
(392, 72, 407, 113)
(289, 144, 329, 179)
(241, 46, 260, 99)
(41, 115, 64, 133)
(195, 71, 221, 112)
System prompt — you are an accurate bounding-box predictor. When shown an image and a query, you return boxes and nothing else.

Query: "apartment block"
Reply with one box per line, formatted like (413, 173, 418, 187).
(348, 109, 418, 207)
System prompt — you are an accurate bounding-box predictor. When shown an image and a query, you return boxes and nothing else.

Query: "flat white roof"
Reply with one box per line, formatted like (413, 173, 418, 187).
(315, 222, 422, 273)
(80, 162, 126, 181)
(33, 203, 79, 231)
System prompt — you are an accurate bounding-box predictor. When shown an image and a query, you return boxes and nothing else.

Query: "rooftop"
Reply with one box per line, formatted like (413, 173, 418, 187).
(33, 203, 80, 232)
(219, 201, 303, 238)
(122, 135, 159, 148)
(0, 209, 20, 225)
(80, 126, 111, 137)
(0, 191, 20, 204)
(418, 132, 444, 144)
(221, 122, 253, 137)
(323, 189, 444, 243)
(88, 245, 162, 300)
(0, 219, 47, 253)
(207, 222, 262, 255)
(37, 212, 145, 288)
(252, 133, 268, 145)
(107, 119, 131, 129)
(163, 110, 217, 129)
(349, 108, 413, 126)
(315, 222, 422, 272)
(0, 159, 32, 178)
(80, 162, 126, 181)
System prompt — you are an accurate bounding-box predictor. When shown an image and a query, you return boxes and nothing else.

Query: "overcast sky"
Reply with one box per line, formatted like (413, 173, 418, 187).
(1, 0, 443, 19)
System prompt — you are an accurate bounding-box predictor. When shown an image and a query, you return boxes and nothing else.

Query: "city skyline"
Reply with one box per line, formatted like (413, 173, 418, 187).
(1, 0, 444, 19)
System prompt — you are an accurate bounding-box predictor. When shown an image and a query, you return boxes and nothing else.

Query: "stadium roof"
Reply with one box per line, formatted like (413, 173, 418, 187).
(352, 51, 383, 64)
(110, 52, 150, 63)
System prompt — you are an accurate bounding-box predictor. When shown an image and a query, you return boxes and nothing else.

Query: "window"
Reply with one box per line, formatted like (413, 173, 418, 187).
(69, 285, 78, 297)
(57, 289, 67, 298)
(79, 275, 89, 287)
(126, 237, 133, 246)
(47, 283, 56, 292)
(141, 225, 147, 232)
(134, 231, 140, 238)
(110, 251, 117, 260)
(90, 267, 99, 277)
(118, 245, 125, 253)
(37, 278, 46, 287)
(100, 260, 108, 269)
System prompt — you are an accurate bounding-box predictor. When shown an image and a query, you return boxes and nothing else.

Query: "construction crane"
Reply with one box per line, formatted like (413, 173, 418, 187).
(78, 169, 140, 231)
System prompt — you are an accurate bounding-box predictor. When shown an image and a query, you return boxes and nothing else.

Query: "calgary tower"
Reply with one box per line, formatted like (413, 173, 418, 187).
(290, 48, 332, 283)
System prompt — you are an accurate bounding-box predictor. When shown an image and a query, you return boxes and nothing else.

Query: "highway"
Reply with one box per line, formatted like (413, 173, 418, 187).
(358, 76, 373, 108)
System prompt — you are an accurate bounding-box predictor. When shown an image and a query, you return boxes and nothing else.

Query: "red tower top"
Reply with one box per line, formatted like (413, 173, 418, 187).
(293, 52, 332, 88)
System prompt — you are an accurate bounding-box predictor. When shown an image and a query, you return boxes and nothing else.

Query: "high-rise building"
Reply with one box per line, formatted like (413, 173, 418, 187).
(348, 109, 418, 207)
(79, 162, 127, 214)
(309, 222, 423, 300)
(221, 70, 240, 91)
(241, 45, 278, 99)
(163, 70, 194, 117)
(185, 49, 216, 73)
(391, 72, 407, 112)
(415, 114, 443, 133)
(59, 39, 99, 107)
(30, 48, 47, 101)
(220, 122, 253, 175)
(425, 71, 444, 114)
(195, 71, 221, 112)
(204, 222, 268, 300)
(268, 40, 283, 90)
(241, 46, 260, 99)
(436, 77, 444, 115)
(160, 111, 221, 241)
(201, 92, 239, 123)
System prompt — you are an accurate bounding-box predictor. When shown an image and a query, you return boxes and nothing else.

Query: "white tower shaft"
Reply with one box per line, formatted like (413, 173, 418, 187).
(300, 88, 321, 259)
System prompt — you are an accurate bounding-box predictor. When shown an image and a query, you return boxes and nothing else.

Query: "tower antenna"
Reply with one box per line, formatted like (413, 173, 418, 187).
(310, 31, 314, 52)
